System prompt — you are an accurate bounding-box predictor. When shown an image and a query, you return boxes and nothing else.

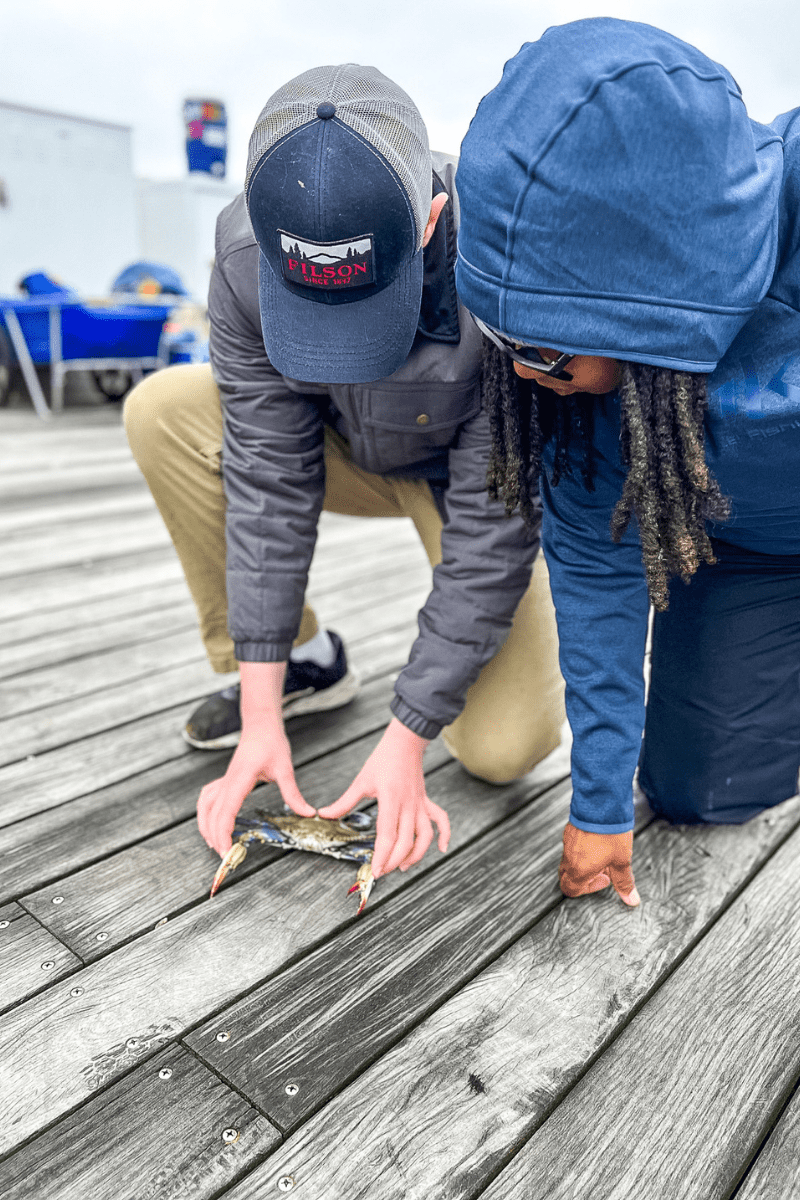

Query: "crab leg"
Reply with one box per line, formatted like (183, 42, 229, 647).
(347, 861, 375, 915)
(210, 842, 249, 898)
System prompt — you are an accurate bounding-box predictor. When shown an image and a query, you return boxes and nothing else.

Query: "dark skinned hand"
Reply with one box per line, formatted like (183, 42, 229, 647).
(559, 822, 640, 906)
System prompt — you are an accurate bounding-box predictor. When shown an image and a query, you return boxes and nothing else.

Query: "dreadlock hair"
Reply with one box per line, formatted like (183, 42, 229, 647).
(481, 338, 730, 611)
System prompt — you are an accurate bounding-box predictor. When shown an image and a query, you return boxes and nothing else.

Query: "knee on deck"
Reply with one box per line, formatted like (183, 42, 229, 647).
(443, 719, 564, 785)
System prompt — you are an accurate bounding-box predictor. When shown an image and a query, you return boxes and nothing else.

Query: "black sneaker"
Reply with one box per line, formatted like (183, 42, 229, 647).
(182, 631, 359, 750)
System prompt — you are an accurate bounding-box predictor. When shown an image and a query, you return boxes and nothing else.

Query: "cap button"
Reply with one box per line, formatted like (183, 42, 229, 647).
(316, 103, 336, 120)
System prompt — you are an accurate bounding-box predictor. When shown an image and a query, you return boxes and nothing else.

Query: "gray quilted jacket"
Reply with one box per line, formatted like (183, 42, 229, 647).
(209, 152, 540, 740)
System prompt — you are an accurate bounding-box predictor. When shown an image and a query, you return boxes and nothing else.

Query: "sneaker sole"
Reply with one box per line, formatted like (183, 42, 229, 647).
(282, 669, 360, 718)
(181, 670, 360, 751)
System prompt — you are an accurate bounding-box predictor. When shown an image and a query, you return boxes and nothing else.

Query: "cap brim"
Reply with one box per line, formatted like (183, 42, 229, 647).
(258, 250, 423, 384)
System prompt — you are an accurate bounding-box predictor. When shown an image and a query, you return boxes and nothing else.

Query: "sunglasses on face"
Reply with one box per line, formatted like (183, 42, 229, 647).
(471, 314, 575, 381)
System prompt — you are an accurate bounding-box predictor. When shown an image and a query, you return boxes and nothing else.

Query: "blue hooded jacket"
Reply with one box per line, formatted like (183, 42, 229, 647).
(456, 19, 800, 832)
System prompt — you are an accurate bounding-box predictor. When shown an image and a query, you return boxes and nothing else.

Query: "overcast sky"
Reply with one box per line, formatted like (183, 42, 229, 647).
(2, 0, 796, 186)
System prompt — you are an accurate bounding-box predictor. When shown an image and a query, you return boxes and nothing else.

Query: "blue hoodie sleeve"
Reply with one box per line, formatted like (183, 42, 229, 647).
(541, 398, 650, 833)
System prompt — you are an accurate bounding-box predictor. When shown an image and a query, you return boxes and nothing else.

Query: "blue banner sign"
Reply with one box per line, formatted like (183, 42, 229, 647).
(184, 99, 227, 178)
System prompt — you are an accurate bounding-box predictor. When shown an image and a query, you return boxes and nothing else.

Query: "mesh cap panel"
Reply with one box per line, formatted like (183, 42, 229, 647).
(247, 64, 430, 249)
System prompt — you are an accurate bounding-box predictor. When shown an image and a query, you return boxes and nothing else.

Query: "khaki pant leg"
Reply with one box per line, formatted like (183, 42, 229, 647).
(124, 363, 319, 674)
(442, 556, 565, 782)
(324, 434, 565, 782)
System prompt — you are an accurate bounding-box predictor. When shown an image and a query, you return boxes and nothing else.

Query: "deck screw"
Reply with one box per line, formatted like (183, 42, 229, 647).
(126, 1038, 139, 1049)
(70, 987, 84, 997)
(0, 921, 9, 929)
(284, 1083, 299, 1097)
(159, 1068, 173, 1080)
(155, 917, 168, 928)
(41, 960, 55, 971)
(216, 1031, 230, 1043)
(222, 1128, 239, 1144)
(95, 932, 109, 942)
(52, 896, 64, 905)
(277, 1177, 295, 1192)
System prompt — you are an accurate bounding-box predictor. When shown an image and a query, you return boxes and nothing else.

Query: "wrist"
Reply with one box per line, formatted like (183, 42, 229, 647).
(386, 716, 430, 758)
(239, 661, 287, 730)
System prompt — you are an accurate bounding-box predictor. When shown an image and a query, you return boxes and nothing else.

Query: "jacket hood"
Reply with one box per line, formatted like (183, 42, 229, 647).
(455, 18, 784, 372)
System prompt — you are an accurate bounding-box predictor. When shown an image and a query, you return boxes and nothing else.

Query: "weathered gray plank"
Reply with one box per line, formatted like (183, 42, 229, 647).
(0, 427, 131, 463)
(735, 1084, 800, 1200)
(0, 461, 145, 501)
(0, 550, 183, 623)
(22, 733, 452, 960)
(0, 512, 172, 578)
(0, 651, 229, 763)
(0, 578, 192, 648)
(186, 773, 573, 1132)
(0, 746, 568, 1154)
(0, 489, 155, 536)
(213, 796, 800, 1200)
(0, 900, 80, 1012)
(478, 808, 800, 1200)
(0, 600, 197, 679)
(0, 1044, 279, 1200)
(0, 674, 399, 902)
(0, 625, 207, 720)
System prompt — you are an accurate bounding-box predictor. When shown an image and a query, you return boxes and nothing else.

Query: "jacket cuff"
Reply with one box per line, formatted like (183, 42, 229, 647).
(569, 814, 635, 835)
(234, 640, 292, 663)
(390, 695, 443, 742)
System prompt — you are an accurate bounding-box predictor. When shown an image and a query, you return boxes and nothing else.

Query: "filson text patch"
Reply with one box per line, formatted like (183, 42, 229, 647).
(279, 231, 375, 289)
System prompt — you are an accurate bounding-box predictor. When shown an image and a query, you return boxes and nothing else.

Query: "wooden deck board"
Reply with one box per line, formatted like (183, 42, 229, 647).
(207, 797, 800, 1200)
(0, 1045, 280, 1200)
(0, 899, 82, 1013)
(479, 813, 800, 1200)
(2, 404, 798, 1199)
(0, 744, 567, 1154)
(735, 1083, 800, 1200)
(187, 770, 572, 1134)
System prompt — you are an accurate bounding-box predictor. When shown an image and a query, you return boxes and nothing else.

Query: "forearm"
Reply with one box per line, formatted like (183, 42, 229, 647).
(393, 409, 540, 735)
(541, 471, 649, 833)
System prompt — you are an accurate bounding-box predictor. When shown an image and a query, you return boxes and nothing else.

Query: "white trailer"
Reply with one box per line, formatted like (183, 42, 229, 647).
(0, 101, 138, 296)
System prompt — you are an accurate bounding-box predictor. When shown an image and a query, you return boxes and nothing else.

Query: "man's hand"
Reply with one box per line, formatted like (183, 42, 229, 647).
(197, 662, 315, 858)
(318, 718, 450, 878)
(558, 822, 640, 906)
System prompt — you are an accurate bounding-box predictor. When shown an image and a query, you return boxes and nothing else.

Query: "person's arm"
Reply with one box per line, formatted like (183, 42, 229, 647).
(321, 399, 538, 876)
(392, 401, 541, 736)
(198, 221, 323, 854)
(538, 411, 649, 904)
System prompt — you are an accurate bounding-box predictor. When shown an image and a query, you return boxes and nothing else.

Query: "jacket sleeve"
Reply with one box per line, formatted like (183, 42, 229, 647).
(209, 249, 325, 663)
(390, 403, 540, 739)
(539, 434, 650, 834)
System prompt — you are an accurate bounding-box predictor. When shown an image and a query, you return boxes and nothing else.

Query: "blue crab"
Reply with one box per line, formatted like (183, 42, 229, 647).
(209, 810, 375, 914)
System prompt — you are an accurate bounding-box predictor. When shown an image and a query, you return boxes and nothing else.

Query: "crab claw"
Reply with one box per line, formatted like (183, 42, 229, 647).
(210, 842, 249, 898)
(347, 862, 375, 915)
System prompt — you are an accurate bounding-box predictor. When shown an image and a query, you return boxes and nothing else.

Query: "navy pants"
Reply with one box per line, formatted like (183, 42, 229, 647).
(639, 540, 800, 825)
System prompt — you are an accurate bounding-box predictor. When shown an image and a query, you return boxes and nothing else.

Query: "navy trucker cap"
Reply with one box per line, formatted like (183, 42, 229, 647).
(245, 64, 432, 383)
